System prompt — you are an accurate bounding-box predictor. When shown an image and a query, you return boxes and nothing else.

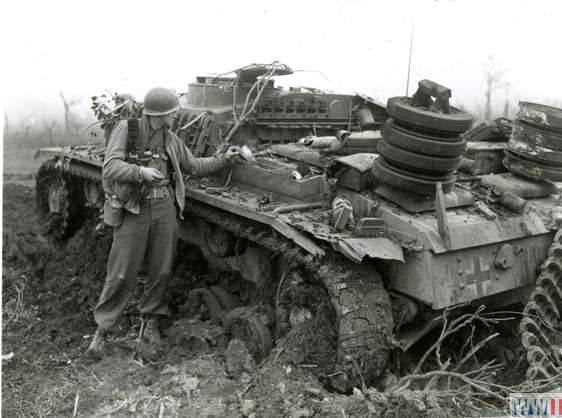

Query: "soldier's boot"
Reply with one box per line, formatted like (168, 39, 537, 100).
(86, 327, 107, 356)
(142, 316, 162, 346)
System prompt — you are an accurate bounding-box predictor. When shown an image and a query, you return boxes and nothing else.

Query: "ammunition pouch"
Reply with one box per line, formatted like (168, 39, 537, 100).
(104, 196, 123, 227)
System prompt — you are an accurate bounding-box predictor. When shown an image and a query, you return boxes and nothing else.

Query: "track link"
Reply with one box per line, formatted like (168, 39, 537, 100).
(520, 229, 562, 385)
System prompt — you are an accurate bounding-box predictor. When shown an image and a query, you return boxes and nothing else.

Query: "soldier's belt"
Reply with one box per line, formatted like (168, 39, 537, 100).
(143, 186, 171, 200)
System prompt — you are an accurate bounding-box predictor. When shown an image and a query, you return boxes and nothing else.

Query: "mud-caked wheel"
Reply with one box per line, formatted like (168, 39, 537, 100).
(225, 306, 274, 364)
(205, 225, 236, 258)
(209, 285, 239, 312)
(185, 288, 224, 325)
(35, 160, 86, 242)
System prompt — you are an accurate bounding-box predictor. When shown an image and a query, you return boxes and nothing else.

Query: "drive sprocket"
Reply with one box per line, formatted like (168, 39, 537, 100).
(520, 229, 562, 386)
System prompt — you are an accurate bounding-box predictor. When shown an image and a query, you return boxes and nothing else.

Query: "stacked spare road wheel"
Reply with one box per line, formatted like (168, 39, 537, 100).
(372, 79, 473, 195)
(503, 101, 562, 182)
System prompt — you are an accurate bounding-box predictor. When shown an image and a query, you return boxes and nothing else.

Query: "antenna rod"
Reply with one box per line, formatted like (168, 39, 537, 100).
(405, 17, 415, 96)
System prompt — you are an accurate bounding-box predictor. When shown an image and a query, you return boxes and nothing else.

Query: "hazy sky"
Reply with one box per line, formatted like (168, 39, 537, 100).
(3, 0, 562, 122)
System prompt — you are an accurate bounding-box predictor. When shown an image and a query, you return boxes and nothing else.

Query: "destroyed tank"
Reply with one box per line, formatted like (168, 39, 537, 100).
(35, 63, 562, 391)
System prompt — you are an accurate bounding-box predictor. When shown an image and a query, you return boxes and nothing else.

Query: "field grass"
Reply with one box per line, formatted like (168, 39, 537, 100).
(3, 128, 103, 177)
(4, 143, 44, 176)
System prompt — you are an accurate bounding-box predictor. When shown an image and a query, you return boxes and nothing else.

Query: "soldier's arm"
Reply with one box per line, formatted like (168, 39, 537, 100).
(174, 137, 228, 176)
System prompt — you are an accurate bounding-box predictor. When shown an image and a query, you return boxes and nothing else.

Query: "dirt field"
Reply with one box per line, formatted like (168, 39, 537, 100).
(0, 173, 548, 418)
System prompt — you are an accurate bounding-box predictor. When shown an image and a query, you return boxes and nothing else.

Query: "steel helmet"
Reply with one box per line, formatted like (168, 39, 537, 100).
(143, 87, 180, 116)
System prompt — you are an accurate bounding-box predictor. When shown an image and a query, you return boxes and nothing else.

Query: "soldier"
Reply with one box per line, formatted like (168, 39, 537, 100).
(87, 87, 239, 354)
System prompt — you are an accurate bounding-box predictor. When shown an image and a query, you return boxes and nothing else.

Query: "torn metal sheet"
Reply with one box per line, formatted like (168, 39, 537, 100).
(334, 153, 378, 172)
(335, 237, 404, 264)
(334, 154, 378, 191)
(354, 92, 387, 111)
(277, 211, 404, 263)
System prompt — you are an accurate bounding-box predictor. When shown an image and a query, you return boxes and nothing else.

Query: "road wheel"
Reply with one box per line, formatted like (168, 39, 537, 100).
(205, 225, 236, 258)
(372, 156, 455, 195)
(509, 119, 562, 157)
(185, 288, 223, 325)
(382, 119, 467, 156)
(209, 285, 238, 313)
(83, 179, 103, 207)
(503, 150, 562, 182)
(377, 138, 462, 173)
(387, 96, 473, 134)
(225, 306, 274, 363)
(513, 119, 562, 151)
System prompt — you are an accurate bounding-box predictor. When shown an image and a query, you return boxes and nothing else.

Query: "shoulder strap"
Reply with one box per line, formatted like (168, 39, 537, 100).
(127, 118, 141, 155)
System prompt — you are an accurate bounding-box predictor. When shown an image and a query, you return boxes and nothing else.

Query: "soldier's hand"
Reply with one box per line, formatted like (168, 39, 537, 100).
(140, 167, 165, 183)
(224, 146, 241, 162)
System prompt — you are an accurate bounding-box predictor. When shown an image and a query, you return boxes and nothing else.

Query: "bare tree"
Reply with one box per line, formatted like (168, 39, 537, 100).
(19, 119, 33, 150)
(59, 92, 80, 134)
(483, 55, 509, 120)
(43, 117, 58, 146)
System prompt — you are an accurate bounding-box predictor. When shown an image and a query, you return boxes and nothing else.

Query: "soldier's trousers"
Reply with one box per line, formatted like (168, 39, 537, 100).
(94, 197, 178, 330)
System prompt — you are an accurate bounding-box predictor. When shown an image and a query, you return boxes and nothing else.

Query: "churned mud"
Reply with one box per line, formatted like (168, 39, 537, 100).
(2, 178, 529, 417)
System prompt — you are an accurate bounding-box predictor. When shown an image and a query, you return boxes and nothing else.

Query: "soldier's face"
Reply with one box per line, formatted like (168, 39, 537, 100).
(162, 112, 177, 129)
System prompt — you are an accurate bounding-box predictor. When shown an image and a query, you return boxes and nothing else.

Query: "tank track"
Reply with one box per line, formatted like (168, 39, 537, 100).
(36, 160, 72, 241)
(184, 200, 394, 391)
(520, 228, 562, 386)
(36, 158, 102, 241)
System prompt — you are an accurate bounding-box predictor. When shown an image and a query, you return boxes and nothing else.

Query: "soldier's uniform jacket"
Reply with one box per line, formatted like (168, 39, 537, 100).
(102, 116, 227, 217)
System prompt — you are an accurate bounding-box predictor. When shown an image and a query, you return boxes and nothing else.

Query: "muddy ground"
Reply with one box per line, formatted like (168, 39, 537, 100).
(1, 175, 534, 417)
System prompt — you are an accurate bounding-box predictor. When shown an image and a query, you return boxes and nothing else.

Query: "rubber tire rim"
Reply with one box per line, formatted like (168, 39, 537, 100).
(503, 150, 562, 182)
(372, 156, 455, 195)
(382, 119, 467, 156)
(377, 138, 462, 173)
(387, 97, 473, 133)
